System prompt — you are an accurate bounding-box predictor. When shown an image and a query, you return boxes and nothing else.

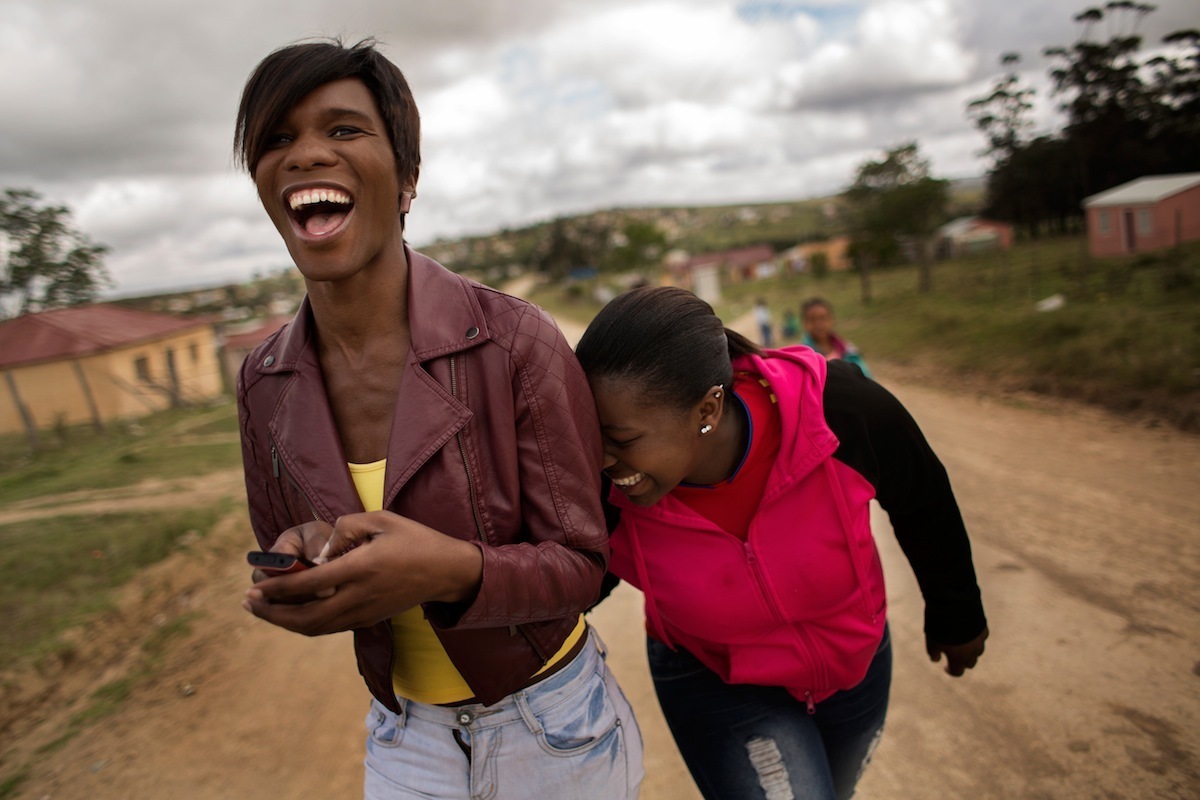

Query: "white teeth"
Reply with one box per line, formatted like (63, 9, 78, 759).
(287, 189, 352, 210)
(612, 472, 644, 488)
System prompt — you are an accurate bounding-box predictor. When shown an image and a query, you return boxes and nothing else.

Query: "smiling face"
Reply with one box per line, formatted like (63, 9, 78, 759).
(591, 376, 711, 507)
(253, 77, 411, 284)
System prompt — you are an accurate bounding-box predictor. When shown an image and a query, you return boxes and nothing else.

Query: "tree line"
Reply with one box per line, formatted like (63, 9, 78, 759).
(967, 2, 1199, 238)
(839, 2, 1198, 299)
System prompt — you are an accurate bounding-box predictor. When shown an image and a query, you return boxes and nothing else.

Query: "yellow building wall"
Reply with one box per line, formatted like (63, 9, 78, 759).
(0, 327, 225, 436)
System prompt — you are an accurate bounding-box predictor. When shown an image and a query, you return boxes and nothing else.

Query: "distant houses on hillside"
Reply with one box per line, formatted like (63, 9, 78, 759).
(779, 237, 853, 274)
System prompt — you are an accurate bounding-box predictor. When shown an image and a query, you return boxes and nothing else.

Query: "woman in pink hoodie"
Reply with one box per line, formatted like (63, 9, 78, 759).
(576, 286, 988, 800)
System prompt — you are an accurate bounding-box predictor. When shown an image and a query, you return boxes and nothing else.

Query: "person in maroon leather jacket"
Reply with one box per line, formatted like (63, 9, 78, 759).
(233, 38, 642, 798)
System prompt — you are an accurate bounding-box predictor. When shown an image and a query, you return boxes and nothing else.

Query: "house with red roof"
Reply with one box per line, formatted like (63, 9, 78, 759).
(0, 304, 223, 439)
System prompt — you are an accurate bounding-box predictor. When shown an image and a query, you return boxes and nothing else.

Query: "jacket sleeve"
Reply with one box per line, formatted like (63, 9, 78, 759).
(427, 305, 609, 629)
(236, 351, 280, 552)
(823, 360, 987, 645)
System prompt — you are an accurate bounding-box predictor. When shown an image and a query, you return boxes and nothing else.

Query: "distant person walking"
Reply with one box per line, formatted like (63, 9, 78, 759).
(754, 297, 773, 347)
(801, 297, 871, 379)
(576, 286, 988, 800)
(782, 308, 801, 340)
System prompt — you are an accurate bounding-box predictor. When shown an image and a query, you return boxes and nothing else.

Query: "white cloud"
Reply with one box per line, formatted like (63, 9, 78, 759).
(1, 0, 1194, 294)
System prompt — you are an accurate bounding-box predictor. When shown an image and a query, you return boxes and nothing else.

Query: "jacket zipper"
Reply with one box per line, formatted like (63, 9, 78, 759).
(449, 356, 547, 661)
(271, 441, 321, 522)
(745, 540, 820, 710)
(449, 356, 485, 544)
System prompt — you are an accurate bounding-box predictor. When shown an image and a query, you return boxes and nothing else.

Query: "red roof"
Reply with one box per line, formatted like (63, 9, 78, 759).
(677, 245, 776, 272)
(221, 316, 292, 350)
(0, 304, 213, 370)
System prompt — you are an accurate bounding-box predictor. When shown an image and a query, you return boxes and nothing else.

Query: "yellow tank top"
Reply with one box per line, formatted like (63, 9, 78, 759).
(348, 459, 585, 704)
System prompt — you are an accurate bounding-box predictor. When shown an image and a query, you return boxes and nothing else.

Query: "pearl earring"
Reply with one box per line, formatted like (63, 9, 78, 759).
(700, 424, 713, 435)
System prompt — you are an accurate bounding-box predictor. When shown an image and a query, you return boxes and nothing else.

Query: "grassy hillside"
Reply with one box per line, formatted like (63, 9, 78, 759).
(0, 403, 243, 665)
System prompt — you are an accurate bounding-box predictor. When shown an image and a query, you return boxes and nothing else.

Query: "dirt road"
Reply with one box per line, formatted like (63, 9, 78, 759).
(4, 318, 1198, 799)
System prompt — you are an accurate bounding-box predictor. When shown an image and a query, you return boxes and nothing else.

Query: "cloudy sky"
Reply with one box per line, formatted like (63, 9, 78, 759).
(2, 0, 1194, 296)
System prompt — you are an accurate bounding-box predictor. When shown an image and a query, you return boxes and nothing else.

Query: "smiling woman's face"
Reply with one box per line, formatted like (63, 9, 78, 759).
(590, 376, 705, 507)
(253, 77, 407, 283)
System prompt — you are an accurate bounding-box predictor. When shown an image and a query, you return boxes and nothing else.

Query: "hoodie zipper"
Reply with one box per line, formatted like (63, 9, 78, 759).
(745, 539, 821, 710)
(449, 355, 547, 660)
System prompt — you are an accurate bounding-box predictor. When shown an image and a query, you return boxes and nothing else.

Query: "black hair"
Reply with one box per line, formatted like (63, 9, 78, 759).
(801, 296, 833, 315)
(234, 37, 421, 190)
(575, 286, 761, 410)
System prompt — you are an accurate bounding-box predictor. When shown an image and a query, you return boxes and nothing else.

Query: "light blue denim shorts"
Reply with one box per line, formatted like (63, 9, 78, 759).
(364, 626, 644, 799)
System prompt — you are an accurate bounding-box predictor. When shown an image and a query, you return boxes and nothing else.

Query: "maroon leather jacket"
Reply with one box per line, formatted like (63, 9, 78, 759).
(236, 247, 609, 710)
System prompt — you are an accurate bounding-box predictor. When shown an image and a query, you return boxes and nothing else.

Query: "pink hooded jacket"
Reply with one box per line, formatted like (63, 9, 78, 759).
(607, 346, 887, 707)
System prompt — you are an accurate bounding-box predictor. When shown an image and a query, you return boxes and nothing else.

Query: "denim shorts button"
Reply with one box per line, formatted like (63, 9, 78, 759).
(458, 711, 473, 724)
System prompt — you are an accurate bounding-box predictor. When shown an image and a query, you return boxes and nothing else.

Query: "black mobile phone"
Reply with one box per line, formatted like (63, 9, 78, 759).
(247, 550, 316, 574)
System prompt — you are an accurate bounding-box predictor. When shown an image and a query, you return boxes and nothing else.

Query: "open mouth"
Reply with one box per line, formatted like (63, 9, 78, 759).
(287, 188, 354, 237)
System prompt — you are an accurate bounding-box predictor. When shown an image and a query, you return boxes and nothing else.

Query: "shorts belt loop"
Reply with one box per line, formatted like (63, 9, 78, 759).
(590, 627, 608, 660)
(514, 691, 542, 736)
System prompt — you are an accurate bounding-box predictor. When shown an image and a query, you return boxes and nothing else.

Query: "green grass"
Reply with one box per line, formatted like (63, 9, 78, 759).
(0, 504, 232, 666)
(0, 403, 240, 506)
(532, 236, 1200, 429)
(0, 769, 29, 800)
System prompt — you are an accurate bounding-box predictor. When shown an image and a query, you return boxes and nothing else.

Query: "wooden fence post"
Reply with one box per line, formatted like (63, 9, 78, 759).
(72, 361, 105, 432)
(4, 371, 40, 452)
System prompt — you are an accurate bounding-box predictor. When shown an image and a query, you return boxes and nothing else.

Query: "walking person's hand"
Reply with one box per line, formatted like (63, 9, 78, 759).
(927, 627, 988, 677)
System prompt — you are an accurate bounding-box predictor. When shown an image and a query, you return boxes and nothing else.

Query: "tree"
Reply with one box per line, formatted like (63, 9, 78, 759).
(967, 52, 1037, 163)
(0, 189, 111, 319)
(530, 216, 615, 282)
(841, 142, 949, 299)
(603, 219, 667, 273)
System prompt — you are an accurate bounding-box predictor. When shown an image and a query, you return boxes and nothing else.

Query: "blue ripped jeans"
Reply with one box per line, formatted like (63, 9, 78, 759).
(648, 626, 891, 800)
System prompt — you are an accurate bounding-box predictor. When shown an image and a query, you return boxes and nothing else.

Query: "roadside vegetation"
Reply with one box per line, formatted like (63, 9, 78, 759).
(531, 236, 1200, 432)
(0, 402, 239, 503)
(0, 402, 245, 797)
(0, 402, 241, 663)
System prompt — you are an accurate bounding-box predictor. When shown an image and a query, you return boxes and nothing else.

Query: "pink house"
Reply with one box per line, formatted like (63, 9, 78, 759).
(1083, 173, 1200, 258)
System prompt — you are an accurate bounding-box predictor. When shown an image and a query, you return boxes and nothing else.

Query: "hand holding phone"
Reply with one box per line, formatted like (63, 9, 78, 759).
(247, 550, 316, 574)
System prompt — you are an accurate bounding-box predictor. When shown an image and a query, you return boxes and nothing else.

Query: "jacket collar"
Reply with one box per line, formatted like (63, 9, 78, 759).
(261, 243, 490, 374)
(252, 245, 486, 521)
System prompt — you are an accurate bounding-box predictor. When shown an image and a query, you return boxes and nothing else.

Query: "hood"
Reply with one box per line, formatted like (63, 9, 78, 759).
(738, 345, 840, 501)
(607, 344, 839, 519)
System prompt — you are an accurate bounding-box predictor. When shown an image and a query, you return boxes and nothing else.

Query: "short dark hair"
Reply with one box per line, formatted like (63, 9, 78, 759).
(575, 286, 761, 410)
(801, 296, 833, 316)
(234, 37, 420, 188)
